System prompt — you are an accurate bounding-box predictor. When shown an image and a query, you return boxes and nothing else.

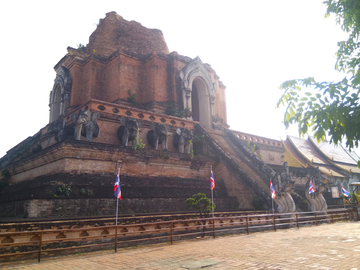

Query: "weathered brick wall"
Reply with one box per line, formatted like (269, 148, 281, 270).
(62, 41, 227, 124)
(215, 85, 227, 123)
(68, 63, 84, 108)
(85, 12, 169, 57)
(213, 162, 253, 209)
(0, 172, 238, 218)
(0, 197, 239, 218)
(6, 140, 210, 184)
(104, 55, 121, 102)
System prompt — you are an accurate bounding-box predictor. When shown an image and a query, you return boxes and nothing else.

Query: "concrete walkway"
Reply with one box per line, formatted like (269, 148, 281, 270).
(1, 222, 360, 269)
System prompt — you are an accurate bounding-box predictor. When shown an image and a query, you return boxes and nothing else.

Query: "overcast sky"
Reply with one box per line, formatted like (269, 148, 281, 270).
(0, 0, 349, 158)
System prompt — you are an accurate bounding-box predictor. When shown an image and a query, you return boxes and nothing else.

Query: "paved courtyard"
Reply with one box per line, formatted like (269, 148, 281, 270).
(1, 221, 360, 269)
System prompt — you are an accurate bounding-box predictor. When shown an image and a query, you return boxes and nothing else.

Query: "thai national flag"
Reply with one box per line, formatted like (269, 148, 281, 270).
(309, 179, 316, 194)
(114, 172, 121, 200)
(342, 186, 350, 197)
(270, 180, 276, 199)
(210, 169, 215, 190)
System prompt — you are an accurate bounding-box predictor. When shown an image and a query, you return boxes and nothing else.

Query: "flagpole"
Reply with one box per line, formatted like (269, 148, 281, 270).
(211, 165, 214, 218)
(270, 178, 274, 215)
(115, 167, 120, 226)
(211, 188, 214, 218)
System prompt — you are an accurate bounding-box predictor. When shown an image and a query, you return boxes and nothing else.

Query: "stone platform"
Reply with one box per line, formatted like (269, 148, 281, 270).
(1, 221, 360, 269)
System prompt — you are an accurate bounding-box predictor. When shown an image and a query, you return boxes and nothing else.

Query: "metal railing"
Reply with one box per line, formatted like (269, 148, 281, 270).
(0, 209, 353, 263)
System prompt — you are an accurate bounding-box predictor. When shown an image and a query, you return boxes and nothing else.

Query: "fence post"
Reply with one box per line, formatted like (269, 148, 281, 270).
(296, 214, 299, 228)
(246, 216, 249, 235)
(315, 212, 318, 226)
(273, 215, 276, 231)
(115, 225, 118, 253)
(212, 218, 215, 239)
(38, 231, 43, 263)
(170, 222, 173, 245)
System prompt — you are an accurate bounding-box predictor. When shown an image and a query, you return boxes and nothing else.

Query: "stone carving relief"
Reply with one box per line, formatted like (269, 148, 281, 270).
(147, 123, 169, 151)
(47, 119, 65, 146)
(49, 66, 73, 123)
(117, 117, 140, 147)
(179, 57, 216, 128)
(211, 115, 225, 130)
(173, 127, 193, 154)
(305, 168, 328, 212)
(179, 57, 215, 95)
(272, 162, 296, 213)
(71, 110, 100, 142)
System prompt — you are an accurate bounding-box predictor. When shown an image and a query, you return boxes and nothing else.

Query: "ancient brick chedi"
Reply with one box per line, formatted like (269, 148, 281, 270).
(49, 11, 227, 128)
(0, 12, 300, 218)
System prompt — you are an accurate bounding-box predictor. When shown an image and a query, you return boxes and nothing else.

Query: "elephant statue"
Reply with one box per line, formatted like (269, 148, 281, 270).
(147, 123, 169, 151)
(173, 127, 193, 154)
(47, 118, 65, 146)
(117, 117, 140, 147)
(71, 110, 100, 142)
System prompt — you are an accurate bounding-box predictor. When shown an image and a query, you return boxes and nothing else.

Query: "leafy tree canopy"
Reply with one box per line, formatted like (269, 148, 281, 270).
(277, 0, 360, 149)
(185, 193, 215, 216)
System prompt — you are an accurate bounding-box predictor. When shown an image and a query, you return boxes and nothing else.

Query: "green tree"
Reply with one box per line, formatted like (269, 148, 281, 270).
(185, 193, 215, 218)
(277, 0, 360, 151)
(185, 193, 215, 238)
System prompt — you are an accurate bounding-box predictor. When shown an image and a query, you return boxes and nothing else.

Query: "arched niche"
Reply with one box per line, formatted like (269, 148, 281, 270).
(179, 57, 216, 129)
(50, 84, 61, 121)
(49, 66, 72, 123)
(191, 77, 211, 129)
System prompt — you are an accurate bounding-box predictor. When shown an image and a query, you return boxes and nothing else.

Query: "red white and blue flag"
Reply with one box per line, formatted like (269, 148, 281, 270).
(309, 179, 316, 194)
(270, 180, 276, 199)
(342, 186, 350, 197)
(210, 169, 215, 190)
(114, 171, 122, 200)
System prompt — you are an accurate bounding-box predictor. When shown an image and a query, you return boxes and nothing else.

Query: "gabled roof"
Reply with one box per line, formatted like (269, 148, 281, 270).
(288, 136, 329, 165)
(309, 137, 360, 174)
(341, 144, 360, 163)
(309, 137, 356, 164)
(282, 139, 308, 168)
(286, 136, 346, 178)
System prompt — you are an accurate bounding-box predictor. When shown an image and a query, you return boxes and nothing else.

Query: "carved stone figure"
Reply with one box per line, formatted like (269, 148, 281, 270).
(272, 162, 296, 213)
(71, 110, 100, 142)
(273, 185, 296, 213)
(173, 127, 193, 154)
(212, 115, 223, 130)
(147, 123, 169, 150)
(305, 177, 328, 212)
(117, 117, 140, 146)
(47, 119, 65, 146)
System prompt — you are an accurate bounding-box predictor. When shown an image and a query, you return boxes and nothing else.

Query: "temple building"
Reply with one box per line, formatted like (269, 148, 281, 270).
(0, 12, 355, 218)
